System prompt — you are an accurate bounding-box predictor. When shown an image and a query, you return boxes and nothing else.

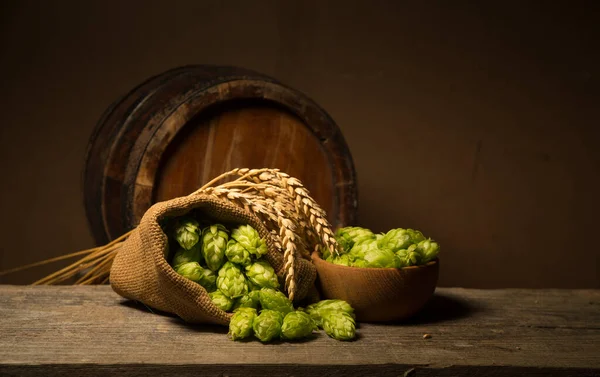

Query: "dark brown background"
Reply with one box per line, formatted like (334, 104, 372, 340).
(1, 1, 598, 288)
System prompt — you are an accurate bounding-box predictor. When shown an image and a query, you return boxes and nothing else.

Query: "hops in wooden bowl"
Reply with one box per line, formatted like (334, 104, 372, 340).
(312, 226, 440, 323)
(323, 227, 439, 268)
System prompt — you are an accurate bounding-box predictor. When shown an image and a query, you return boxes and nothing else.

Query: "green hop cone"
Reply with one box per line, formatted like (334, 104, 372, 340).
(415, 238, 440, 263)
(321, 244, 333, 260)
(259, 288, 294, 315)
(245, 260, 280, 289)
(330, 254, 352, 266)
(281, 311, 317, 340)
(231, 225, 268, 257)
(307, 299, 355, 317)
(357, 246, 397, 268)
(173, 217, 201, 250)
(234, 307, 257, 314)
(334, 232, 355, 254)
(346, 238, 377, 262)
(175, 262, 203, 282)
(352, 260, 366, 267)
(252, 309, 283, 342)
(217, 261, 249, 298)
(232, 290, 261, 310)
(406, 228, 426, 244)
(171, 244, 201, 268)
(209, 290, 234, 312)
(322, 311, 356, 341)
(395, 244, 421, 268)
(247, 279, 261, 291)
(202, 224, 229, 272)
(225, 239, 252, 266)
(228, 307, 257, 340)
(197, 267, 217, 292)
(306, 299, 355, 327)
(377, 228, 412, 252)
(175, 262, 216, 291)
(334, 227, 375, 253)
(350, 239, 396, 268)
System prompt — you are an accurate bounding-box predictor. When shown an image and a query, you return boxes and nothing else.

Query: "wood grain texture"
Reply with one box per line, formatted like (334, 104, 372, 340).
(153, 103, 334, 220)
(83, 65, 357, 245)
(1, 286, 598, 376)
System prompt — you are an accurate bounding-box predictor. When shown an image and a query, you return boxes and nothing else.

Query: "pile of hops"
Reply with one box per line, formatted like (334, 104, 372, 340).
(228, 298, 357, 342)
(166, 217, 275, 310)
(166, 215, 356, 342)
(325, 226, 440, 268)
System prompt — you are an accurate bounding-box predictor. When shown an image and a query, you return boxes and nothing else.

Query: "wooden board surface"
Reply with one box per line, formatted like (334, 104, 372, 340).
(1, 286, 599, 376)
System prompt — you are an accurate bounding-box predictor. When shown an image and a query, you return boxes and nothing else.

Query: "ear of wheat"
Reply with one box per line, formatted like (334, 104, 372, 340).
(0, 168, 341, 301)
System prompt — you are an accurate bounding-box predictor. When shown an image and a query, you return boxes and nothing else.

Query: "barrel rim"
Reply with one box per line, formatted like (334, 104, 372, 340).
(83, 67, 205, 244)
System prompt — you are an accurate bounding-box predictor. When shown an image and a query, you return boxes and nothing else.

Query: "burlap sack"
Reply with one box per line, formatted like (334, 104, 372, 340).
(110, 194, 317, 326)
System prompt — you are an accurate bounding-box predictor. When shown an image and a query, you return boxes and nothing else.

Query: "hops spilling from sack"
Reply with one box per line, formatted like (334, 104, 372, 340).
(325, 226, 440, 268)
(226, 295, 357, 342)
(168, 218, 272, 300)
(166, 215, 356, 342)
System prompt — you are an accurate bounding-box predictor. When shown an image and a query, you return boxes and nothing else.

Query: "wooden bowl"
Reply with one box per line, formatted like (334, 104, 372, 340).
(311, 252, 439, 322)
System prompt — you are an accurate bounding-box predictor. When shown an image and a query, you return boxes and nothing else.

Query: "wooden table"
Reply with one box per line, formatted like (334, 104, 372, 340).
(0, 286, 598, 376)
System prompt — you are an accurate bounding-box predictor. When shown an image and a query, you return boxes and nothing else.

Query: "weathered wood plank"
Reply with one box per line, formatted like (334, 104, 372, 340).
(1, 364, 598, 377)
(0, 286, 598, 376)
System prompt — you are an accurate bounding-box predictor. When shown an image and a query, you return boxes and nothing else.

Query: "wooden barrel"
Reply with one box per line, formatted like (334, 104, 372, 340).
(84, 65, 358, 245)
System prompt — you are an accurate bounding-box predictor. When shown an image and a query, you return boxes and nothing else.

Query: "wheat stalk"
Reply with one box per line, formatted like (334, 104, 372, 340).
(264, 171, 340, 257)
(204, 187, 303, 298)
(228, 169, 340, 257)
(0, 168, 339, 301)
(209, 168, 341, 257)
